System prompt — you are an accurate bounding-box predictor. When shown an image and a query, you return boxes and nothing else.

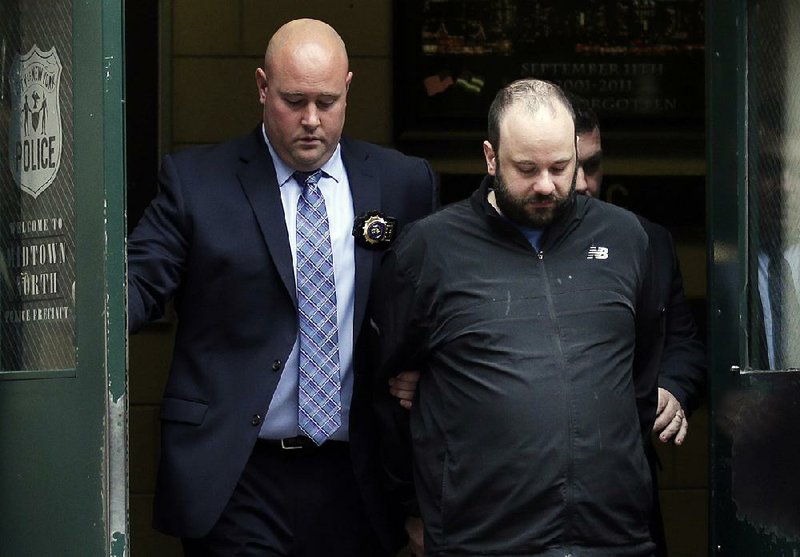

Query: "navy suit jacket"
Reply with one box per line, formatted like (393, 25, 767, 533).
(128, 127, 436, 548)
(636, 216, 706, 416)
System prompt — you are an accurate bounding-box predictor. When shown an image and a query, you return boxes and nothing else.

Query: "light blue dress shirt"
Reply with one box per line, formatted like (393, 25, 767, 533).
(757, 243, 800, 369)
(259, 128, 355, 441)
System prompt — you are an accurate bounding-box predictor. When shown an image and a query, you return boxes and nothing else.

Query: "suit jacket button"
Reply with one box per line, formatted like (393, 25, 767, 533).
(272, 360, 282, 371)
(251, 414, 262, 426)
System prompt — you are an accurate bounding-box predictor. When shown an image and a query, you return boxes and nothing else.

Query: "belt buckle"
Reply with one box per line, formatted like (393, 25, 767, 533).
(280, 436, 305, 450)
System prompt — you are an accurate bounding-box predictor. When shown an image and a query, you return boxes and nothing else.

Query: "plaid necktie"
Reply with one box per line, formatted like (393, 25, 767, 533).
(295, 170, 341, 444)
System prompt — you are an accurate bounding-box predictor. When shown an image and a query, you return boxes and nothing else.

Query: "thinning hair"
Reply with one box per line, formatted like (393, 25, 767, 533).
(565, 91, 599, 135)
(487, 79, 575, 153)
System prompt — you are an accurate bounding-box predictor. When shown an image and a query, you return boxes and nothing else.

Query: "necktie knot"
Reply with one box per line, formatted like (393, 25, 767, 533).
(294, 170, 323, 189)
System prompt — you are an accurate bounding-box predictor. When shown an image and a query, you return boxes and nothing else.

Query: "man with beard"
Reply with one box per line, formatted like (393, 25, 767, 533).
(374, 78, 660, 556)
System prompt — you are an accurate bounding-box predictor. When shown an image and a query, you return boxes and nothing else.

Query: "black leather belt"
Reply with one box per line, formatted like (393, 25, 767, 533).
(260, 435, 348, 451)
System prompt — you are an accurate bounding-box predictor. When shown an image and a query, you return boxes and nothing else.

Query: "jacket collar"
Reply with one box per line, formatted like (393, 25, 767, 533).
(340, 138, 380, 341)
(236, 126, 296, 302)
(470, 175, 587, 251)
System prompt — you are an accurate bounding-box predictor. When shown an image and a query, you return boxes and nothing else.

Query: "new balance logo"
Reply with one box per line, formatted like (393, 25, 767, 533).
(587, 246, 609, 260)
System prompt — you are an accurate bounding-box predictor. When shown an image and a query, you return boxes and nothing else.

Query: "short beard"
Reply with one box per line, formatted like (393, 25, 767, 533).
(492, 166, 576, 228)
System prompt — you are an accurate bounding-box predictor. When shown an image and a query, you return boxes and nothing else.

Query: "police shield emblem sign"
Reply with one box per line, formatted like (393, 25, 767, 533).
(9, 46, 63, 198)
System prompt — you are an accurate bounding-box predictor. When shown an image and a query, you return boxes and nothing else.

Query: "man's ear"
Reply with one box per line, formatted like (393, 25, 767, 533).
(483, 140, 497, 176)
(255, 68, 268, 104)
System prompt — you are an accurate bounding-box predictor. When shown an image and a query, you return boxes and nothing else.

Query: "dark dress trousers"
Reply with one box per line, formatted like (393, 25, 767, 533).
(127, 126, 436, 551)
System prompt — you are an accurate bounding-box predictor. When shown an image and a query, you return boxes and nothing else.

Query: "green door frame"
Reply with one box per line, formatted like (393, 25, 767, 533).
(102, 0, 128, 553)
(0, 0, 127, 554)
(707, 0, 749, 552)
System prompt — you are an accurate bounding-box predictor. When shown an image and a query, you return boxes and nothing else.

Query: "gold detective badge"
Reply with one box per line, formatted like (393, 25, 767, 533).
(353, 211, 397, 249)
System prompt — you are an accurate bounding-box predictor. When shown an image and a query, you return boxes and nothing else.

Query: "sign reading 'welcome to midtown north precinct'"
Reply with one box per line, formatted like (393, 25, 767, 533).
(1, 3, 76, 374)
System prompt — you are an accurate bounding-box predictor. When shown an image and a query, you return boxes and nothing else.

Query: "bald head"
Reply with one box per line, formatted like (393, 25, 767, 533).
(264, 19, 349, 79)
(256, 19, 353, 171)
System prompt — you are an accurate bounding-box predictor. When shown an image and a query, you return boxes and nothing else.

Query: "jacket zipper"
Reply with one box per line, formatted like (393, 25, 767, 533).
(537, 248, 575, 535)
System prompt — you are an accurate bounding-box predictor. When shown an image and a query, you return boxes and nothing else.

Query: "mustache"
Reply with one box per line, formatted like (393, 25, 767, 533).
(526, 193, 558, 203)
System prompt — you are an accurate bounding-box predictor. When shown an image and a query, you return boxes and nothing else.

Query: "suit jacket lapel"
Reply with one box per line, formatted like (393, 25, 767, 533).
(342, 139, 380, 340)
(237, 128, 297, 304)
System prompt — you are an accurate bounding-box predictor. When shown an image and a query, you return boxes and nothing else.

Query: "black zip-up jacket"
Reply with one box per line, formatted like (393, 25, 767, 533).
(375, 177, 659, 556)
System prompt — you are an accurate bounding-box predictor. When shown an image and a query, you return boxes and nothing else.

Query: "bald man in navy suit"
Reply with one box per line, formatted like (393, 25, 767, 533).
(128, 18, 436, 556)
